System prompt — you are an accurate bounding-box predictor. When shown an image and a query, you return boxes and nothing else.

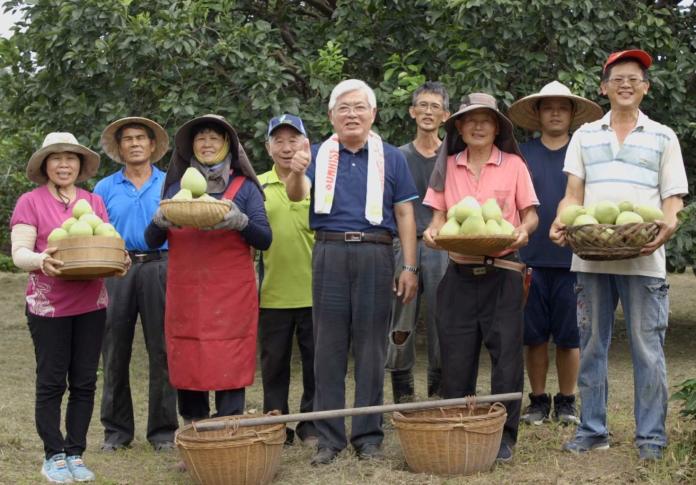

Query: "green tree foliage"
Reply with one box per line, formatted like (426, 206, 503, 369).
(0, 0, 695, 252)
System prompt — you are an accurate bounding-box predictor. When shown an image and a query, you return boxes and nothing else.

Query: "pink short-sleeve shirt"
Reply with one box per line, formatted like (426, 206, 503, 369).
(423, 146, 539, 225)
(10, 186, 110, 318)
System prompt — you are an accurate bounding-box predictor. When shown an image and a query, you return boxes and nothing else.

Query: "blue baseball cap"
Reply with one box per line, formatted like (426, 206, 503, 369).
(267, 114, 307, 137)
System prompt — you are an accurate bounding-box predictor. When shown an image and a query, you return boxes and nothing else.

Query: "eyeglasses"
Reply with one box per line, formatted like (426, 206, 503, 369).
(334, 103, 371, 116)
(607, 77, 646, 87)
(414, 102, 444, 113)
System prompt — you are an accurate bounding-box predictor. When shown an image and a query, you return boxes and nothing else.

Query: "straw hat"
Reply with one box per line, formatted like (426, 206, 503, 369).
(508, 81, 603, 131)
(100, 117, 169, 164)
(26, 132, 100, 185)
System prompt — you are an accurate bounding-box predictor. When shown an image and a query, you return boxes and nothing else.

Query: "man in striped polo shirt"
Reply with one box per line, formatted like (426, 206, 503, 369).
(550, 49, 688, 461)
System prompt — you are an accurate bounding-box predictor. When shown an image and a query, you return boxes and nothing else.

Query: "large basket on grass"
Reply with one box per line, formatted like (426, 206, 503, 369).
(53, 236, 126, 280)
(392, 402, 506, 476)
(566, 222, 659, 261)
(175, 414, 285, 485)
(160, 199, 229, 228)
(434, 235, 516, 256)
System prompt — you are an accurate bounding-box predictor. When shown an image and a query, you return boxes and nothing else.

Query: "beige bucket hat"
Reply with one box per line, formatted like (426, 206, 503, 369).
(100, 117, 170, 164)
(508, 81, 603, 131)
(26, 132, 100, 185)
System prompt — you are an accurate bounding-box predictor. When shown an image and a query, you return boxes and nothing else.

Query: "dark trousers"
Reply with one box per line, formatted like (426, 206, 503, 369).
(27, 309, 106, 459)
(100, 258, 178, 447)
(312, 241, 394, 451)
(437, 262, 524, 446)
(177, 388, 246, 420)
(259, 307, 316, 442)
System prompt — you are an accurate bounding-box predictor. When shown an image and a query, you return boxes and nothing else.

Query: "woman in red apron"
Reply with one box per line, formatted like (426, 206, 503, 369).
(145, 114, 271, 424)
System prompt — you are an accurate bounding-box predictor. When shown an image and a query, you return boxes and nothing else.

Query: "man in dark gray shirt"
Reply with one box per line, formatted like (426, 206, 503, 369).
(387, 82, 450, 402)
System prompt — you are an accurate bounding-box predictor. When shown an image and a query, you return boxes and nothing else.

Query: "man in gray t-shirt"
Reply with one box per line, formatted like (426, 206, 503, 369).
(386, 82, 450, 402)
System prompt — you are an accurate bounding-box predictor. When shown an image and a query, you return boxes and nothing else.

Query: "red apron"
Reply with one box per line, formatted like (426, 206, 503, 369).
(165, 176, 258, 390)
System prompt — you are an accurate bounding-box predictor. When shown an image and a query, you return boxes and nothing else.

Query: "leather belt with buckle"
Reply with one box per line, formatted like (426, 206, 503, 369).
(452, 255, 526, 274)
(315, 231, 393, 245)
(128, 250, 168, 264)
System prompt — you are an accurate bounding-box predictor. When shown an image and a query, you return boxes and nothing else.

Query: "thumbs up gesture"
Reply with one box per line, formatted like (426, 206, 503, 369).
(290, 138, 311, 174)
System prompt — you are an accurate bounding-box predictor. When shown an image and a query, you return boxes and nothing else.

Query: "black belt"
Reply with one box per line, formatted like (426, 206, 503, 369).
(128, 250, 168, 264)
(314, 231, 393, 245)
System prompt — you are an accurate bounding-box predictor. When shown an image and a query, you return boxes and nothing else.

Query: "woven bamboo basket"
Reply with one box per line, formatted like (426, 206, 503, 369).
(566, 222, 659, 261)
(160, 199, 229, 228)
(175, 414, 286, 485)
(434, 235, 516, 256)
(392, 402, 506, 476)
(53, 236, 126, 280)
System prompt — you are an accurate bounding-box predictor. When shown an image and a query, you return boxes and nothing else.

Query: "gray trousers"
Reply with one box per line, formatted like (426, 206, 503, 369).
(100, 257, 178, 446)
(437, 262, 524, 446)
(386, 238, 447, 377)
(312, 240, 394, 451)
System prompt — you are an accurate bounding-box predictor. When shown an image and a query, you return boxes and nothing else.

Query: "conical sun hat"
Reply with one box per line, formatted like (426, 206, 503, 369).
(26, 132, 100, 184)
(100, 117, 169, 164)
(508, 81, 603, 131)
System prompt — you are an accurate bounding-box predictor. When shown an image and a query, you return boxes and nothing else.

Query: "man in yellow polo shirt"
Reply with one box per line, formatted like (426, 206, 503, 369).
(257, 114, 317, 446)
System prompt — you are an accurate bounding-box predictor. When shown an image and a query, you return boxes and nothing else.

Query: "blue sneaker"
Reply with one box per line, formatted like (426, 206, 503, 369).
(638, 444, 664, 461)
(65, 456, 95, 482)
(563, 435, 610, 454)
(41, 453, 73, 483)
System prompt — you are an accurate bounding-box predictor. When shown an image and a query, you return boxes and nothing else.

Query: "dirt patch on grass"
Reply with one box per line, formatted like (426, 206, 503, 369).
(0, 271, 694, 484)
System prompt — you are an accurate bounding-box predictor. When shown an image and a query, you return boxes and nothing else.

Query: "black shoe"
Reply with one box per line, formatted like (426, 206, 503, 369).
(355, 443, 384, 461)
(152, 441, 175, 452)
(101, 442, 128, 452)
(391, 370, 415, 404)
(310, 448, 339, 466)
(520, 393, 551, 425)
(553, 393, 580, 425)
(496, 442, 513, 463)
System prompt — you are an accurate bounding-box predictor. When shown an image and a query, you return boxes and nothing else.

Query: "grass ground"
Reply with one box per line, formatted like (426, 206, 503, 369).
(0, 271, 695, 484)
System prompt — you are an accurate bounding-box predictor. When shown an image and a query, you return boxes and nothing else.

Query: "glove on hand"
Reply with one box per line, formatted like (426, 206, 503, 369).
(205, 201, 249, 231)
(152, 208, 173, 230)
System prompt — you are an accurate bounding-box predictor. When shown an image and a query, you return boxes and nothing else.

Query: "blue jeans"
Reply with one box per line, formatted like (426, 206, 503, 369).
(575, 272, 669, 447)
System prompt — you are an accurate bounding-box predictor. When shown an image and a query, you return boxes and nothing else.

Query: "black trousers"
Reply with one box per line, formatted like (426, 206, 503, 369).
(312, 241, 394, 451)
(177, 388, 246, 420)
(100, 257, 178, 447)
(436, 262, 524, 446)
(27, 309, 106, 459)
(259, 307, 316, 442)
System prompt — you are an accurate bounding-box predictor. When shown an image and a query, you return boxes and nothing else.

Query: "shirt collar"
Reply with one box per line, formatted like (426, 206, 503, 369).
(601, 110, 647, 132)
(267, 165, 282, 184)
(455, 145, 502, 167)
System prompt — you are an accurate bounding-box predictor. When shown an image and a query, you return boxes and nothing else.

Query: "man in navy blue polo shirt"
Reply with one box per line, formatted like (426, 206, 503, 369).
(95, 117, 178, 451)
(509, 82, 602, 427)
(286, 79, 419, 465)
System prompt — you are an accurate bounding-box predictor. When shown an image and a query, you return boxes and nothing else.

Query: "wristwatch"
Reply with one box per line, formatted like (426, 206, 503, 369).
(402, 264, 419, 274)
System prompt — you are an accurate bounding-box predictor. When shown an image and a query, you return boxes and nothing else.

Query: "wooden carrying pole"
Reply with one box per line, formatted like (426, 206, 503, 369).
(191, 392, 522, 432)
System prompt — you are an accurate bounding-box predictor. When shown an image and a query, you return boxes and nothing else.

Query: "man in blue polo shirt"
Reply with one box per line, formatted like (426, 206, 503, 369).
(509, 82, 602, 426)
(286, 79, 419, 465)
(95, 117, 178, 451)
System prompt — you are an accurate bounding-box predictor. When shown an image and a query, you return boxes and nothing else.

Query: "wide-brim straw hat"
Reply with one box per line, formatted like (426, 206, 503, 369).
(508, 81, 603, 131)
(26, 132, 100, 185)
(174, 114, 241, 161)
(100, 117, 169, 164)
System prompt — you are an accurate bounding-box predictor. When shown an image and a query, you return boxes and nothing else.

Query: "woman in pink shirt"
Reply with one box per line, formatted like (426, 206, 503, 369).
(423, 93, 539, 463)
(10, 133, 117, 483)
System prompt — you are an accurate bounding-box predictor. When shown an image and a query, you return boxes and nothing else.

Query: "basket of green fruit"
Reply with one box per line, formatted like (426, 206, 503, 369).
(160, 168, 230, 228)
(562, 201, 661, 261)
(434, 197, 516, 256)
(48, 199, 126, 279)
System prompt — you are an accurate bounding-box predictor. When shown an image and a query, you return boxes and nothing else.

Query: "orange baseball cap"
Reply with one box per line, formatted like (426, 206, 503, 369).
(603, 49, 652, 72)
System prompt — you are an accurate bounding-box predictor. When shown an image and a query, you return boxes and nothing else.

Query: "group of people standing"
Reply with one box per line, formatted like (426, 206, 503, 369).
(10, 48, 686, 483)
